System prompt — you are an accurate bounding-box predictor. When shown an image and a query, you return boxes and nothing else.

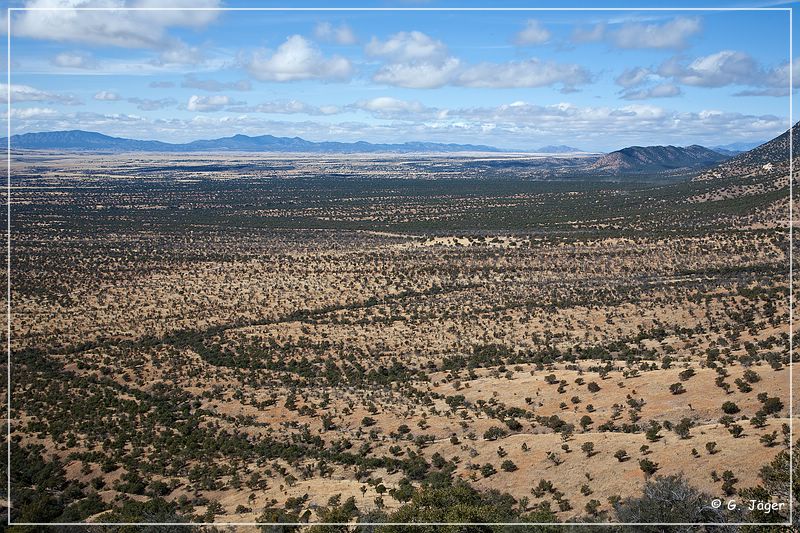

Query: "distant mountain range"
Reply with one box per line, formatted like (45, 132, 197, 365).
(532, 145, 585, 153)
(712, 141, 765, 154)
(7, 130, 778, 178)
(3, 130, 504, 154)
(589, 144, 730, 174)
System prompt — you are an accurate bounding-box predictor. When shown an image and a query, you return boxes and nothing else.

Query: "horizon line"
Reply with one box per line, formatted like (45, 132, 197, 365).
(5, 129, 776, 154)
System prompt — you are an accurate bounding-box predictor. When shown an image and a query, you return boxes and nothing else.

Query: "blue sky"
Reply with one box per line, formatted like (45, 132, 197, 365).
(2, 0, 797, 151)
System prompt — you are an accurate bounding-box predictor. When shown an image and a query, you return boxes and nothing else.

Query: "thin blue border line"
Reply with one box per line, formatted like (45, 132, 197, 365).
(5, 6, 795, 10)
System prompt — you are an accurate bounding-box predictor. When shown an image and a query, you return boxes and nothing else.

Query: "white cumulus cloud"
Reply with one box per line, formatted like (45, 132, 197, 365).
(128, 97, 177, 111)
(94, 91, 121, 101)
(615, 67, 652, 88)
(9, 107, 60, 119)
(51, 52, 96, 69)
(356, 97, 424, 113)
(457, 59, 591, 91)
(1, 83, 81, 105)
(12, 0, 221, 49)
(247, 35, 353, 82)
(187, 94, 237, 112)
(612, 16, 702, 49)
(659, 50, 759, 87)
(571, 23, 606, 43)
(314, 22, 357, 45)
(514, 20, 552, 45)
(351, 97, 437, 119)
(226, 100, 340, 115)
(620, 83, 682, 100)
(367, 30, 589, 91)
(155, 42, 204, 66)
(372, 58, 462, 89)
(365, 31, 449, 63)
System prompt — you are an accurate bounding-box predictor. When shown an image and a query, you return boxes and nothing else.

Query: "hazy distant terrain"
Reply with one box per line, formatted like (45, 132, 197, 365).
(4, 130, 504, 154)
(6, 130, 749, 182)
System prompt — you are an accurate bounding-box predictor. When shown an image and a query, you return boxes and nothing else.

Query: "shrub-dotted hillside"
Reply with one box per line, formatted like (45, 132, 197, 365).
(590, 145, 728, 174)
(696, 121, 800, 182)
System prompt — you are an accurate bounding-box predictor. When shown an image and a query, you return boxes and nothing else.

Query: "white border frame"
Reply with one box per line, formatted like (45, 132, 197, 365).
(4, 5, 794, 528)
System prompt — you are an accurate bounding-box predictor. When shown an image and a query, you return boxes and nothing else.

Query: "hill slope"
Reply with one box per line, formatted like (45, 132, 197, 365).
(695, 121, 800, 181)
(682, 121, 798, 229)
(3, 130, 503, 154)
(590, 144, 728, 174)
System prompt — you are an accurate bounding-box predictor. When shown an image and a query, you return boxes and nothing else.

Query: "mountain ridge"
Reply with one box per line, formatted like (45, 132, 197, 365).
(4, 130, 505, 154)
(533, 144, 585, 153)
(712, 141, 764, 153)
(589, 144, 729, 174)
